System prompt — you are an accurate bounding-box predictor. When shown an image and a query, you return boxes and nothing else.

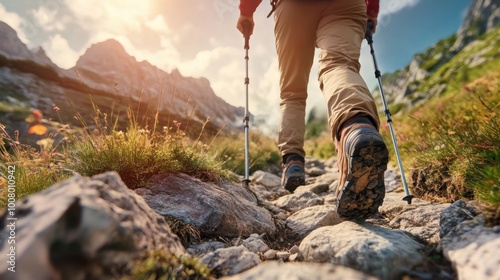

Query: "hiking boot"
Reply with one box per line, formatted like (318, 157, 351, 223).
(336, 117, 388, 220)
(281, 154, 305, 193)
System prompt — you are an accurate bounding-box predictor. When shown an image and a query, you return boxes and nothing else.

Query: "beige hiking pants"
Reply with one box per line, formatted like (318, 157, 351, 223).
(274, 0, 380, 159)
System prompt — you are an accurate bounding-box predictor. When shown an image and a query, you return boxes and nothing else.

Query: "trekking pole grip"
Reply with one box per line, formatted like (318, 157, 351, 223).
(243, 21, 251, 49)
(365, 20, 374, 42)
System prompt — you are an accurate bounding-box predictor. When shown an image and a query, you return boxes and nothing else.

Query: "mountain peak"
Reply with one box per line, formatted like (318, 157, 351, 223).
(73, 38, 137, 74)
(91, 39, 127, 54)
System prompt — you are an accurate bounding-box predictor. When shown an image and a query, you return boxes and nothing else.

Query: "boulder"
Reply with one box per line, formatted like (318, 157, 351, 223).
(0, 172, 184, 280)
(221, 261, 376, 280)
(300, 221, 425, 279)
(287, 205, 341, 238)
(137, 173, 276, 237)
(440, 210, 500, 280)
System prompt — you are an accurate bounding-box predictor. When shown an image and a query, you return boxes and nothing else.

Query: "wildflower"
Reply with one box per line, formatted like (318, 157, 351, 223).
(32, 109, 43, 122)
(53, 105, 60, 112)
(28, 124, 47, 135)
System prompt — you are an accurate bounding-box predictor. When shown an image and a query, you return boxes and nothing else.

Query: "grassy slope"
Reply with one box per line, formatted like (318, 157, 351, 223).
(382, 25, 500, 224)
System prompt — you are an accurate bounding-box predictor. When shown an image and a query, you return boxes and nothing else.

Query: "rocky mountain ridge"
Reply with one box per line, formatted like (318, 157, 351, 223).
(377, 0, 500, 111)
(0, 21, 244, 139)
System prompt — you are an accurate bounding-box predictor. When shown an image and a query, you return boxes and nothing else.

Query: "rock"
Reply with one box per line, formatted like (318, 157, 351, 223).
(251, 170, 281, 188)
(379, 192, 430, 220)
(289, 245, 300, 255)
(289, 253, 299, 261)
(305, 157, 326, 170)
(0, 172, 185, 280)
(306, 166, 326, 177)
(248, 170, 290, 200)
(242, 234, 269, 253)
(276, 251, 290, 260)
(138, 173, 276, 237)
(439, 200, 479, 238)
(287, 205, 340, 238)
(187, 241, 227, 257)
(299, 221, 425, 279)
(263, 249, 277, 260)
(274, 191, 324, 212)
(440, 217, 500, 280)
(384, 169, 401, 192)
(295, 183, 329, 194)
(389, 203, 450, 244)
(220, 261, 376, 280)
(308, 172, 339, 186)
(200, 245, 261, 277)
(323, 157, 338, 169)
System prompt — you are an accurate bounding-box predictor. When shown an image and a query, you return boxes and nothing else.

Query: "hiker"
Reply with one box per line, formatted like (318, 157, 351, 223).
(236, 0, 388, 220)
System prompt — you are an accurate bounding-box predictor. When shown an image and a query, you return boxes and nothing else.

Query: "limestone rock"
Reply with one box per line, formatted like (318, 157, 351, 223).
(295, 183, 329, 195)
(0, 172, 184, 280)
(287, 205, 341, 238)
(440, 217, 500, 280)
(439, 200, 479, 238)
(274, 191, 324, 212)
(299, 221, 425, 279)
(389, 203, 450, 244)
(251, 170, 281, 188)
(242, 234, 269, 253)
(249, 171, 289, 200)
(187, 241, 227, 257)
(137, 173, 276, 237)
(201, 245, 261, 277)
(221, 261, 376, 280)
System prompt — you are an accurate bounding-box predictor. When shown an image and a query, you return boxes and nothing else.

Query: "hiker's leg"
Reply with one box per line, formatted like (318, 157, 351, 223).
(274, 1, 324, 159)
(316, 0, 380, 141)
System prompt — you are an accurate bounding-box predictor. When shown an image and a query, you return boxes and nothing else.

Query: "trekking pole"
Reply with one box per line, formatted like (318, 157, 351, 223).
(365, 21, 414, 204)
(242, 21, 251, 187)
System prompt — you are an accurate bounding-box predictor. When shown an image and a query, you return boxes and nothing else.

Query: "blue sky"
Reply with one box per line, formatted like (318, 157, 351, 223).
(0, 0, 473, 130)
(374, 0, 472, 73)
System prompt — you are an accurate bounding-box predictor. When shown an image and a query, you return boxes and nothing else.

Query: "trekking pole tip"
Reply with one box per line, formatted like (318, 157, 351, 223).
(402, 195, 414, 205)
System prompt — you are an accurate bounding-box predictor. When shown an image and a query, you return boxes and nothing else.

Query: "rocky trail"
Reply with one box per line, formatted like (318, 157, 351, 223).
(1, 156, 499, 280)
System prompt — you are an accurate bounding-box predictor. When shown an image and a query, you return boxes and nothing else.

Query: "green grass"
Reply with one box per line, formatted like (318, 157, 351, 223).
(394, 71, 500, 224)
(0, 125, 72, 207)
(125, 250, 212, 280)
(66, 108, 228, 189)
(0, 101, 235, 207)
(208, 131, 280, 175)
(416, 25, 500, 97)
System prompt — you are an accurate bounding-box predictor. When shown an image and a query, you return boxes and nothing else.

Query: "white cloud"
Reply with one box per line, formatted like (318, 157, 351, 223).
(30, 5, 66, 31)
(63, 0, 150, 33)
(379, 0, 421, 16)
(42, 34, 80, 69)
(145, 15, 170, 33)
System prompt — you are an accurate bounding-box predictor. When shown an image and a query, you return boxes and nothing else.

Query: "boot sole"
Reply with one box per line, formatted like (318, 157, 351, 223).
(284, 173, 305, 193)
(337, 136, 388, 220)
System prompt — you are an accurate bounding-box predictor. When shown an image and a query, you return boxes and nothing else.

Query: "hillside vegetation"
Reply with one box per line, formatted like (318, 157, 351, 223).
(302, 24, 500, 225)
